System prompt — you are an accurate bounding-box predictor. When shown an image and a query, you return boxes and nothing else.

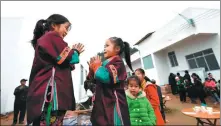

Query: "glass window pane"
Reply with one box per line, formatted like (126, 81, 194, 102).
(143, 55, 154, 69)
(196, 57, 209, 71)
(203, 48, 213, 55)
(187, 59, 198, 69)
(169, 55, 175, 67)
(194, 52, 203, 57)
(168, 51, 175, 56)
(205, 54, 220, 70)
(186, 54, 194, 59)
(172, 55, 179, 66)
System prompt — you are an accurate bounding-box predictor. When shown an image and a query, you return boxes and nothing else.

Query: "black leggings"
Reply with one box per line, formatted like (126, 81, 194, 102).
(13, 101, 26, 123)
(179, 90, 186, 102)
(196, 88, 206, 104)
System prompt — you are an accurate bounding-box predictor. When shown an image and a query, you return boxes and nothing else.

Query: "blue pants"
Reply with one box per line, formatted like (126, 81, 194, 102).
(210, 90, 220, 103)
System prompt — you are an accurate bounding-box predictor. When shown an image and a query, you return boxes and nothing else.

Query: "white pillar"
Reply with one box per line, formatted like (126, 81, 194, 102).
(134, 45, 144, 69)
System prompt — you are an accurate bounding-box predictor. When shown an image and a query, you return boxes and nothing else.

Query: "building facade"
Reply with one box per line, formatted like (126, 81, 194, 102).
(126, 8, 220, 85)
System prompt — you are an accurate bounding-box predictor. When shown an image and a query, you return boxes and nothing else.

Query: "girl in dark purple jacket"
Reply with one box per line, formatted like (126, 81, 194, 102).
(87, 37, 133, 126)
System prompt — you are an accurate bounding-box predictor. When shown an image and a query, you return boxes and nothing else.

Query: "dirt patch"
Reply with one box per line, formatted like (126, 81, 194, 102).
(1, 93, 220, 125)
(164, 94, 220, 125)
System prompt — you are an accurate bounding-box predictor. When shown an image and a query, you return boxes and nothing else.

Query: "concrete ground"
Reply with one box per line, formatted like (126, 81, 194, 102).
(1, 93, 220, 125)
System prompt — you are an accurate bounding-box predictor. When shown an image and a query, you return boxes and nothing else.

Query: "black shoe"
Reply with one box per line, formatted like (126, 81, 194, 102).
(11, 122, 16, 126)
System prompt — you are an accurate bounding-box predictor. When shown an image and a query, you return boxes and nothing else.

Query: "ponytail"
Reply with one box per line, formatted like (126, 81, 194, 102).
(31, 14, 70, 49)
(31, 19, 48, 49)
(123, 42, 133, 72)
(109, 37, 134, 72)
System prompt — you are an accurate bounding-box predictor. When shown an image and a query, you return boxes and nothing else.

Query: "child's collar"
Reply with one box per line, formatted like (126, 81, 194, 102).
(103, 55, 120, 66)
(125, 90, 146, 99)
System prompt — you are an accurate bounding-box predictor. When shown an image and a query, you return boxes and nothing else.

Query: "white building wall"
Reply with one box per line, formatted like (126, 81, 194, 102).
(130, 51, 140, 62)
(73, 64, 87, 103)
(194, 9, 220, 34)
(136, 8, 220, 85)
(153, 51, 170, 85)
(138, 8, 220, 54)
(144, 67, 159, 84)
(165, 34, 220, 81)
(125, 58, 142, 74)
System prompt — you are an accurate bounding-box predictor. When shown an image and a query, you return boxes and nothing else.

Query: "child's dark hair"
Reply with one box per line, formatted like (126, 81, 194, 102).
(151, 79, 156, 84)
(144, 76, 151, 82)
(127, 75, 141, 88)
(109, 37, 133, 72)
(31, 14, 71, 49)
(135, 68, 145, 75)
(192, 73, 201, 81)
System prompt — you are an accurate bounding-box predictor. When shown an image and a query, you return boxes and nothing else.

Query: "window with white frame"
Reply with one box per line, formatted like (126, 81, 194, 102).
(185, 48, 220, 71)
(142, 54, 154, 69)
(168, 51, 179, 67)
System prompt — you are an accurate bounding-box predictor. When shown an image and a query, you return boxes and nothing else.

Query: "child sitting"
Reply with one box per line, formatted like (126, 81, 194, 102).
(204, 78, 220, 105)
(126, 75, 156, 126)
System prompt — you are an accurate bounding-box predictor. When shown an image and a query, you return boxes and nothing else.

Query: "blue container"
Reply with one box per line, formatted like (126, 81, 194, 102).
(63, 116, 78, 126)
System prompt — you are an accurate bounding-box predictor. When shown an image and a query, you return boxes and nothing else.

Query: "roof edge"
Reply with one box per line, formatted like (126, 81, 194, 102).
(134, 31, 155, 46)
